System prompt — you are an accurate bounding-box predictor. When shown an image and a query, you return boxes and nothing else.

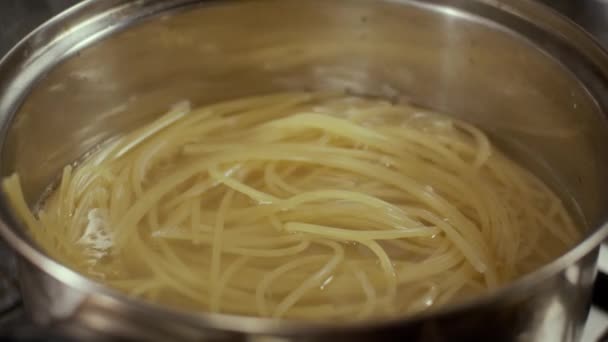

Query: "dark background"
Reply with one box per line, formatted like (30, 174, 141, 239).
(0, 0, 79, 55)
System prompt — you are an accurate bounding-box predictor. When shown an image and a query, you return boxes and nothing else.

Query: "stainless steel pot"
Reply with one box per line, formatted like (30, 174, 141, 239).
(1, 0, 608, 341)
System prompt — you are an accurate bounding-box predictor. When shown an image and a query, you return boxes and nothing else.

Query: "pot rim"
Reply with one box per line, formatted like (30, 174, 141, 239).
(0, 0, 608, 335)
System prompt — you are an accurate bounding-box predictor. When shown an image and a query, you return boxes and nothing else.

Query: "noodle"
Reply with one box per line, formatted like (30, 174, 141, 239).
(2, 92, 581, 321)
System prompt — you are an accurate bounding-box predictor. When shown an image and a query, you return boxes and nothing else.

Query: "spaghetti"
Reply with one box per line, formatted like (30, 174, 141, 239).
(3, 92, 580, 320)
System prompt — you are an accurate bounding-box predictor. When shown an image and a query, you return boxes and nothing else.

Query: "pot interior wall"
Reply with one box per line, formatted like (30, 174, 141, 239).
(2, 0, 608, 236)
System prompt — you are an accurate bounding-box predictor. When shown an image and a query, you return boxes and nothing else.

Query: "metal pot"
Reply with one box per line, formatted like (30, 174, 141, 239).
(1, 0, 608, 341)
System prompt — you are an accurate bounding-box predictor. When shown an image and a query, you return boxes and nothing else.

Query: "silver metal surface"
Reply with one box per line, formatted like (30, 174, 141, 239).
(1, 0, 608, 341)
(0, 2, 79, 326)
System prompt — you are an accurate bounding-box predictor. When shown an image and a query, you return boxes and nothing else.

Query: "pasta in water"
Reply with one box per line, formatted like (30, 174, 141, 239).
(3, 92, 580, 320)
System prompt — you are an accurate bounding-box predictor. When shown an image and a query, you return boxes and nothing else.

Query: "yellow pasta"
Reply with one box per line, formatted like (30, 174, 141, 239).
(2, 92, 581, 320)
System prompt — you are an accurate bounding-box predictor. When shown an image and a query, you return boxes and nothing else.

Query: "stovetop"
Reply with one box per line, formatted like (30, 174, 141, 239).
(1, 0, 608, 341)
